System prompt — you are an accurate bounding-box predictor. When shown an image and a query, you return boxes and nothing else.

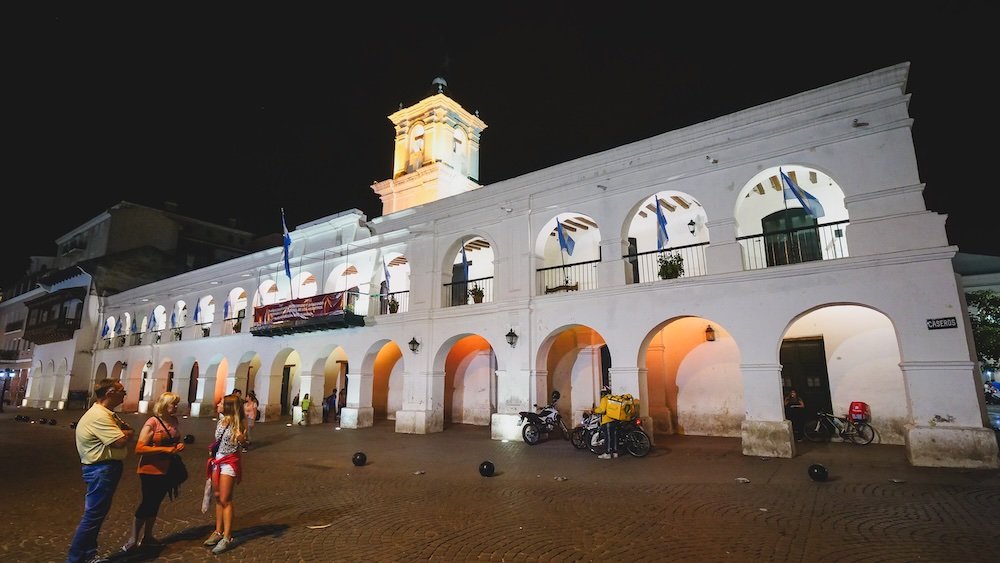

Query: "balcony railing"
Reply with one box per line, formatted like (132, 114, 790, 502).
(536, 259, 600, 294)
(377, 290, 410, 315)
(442, 277, 494, 307)
(129, 333, 142, 346)
(195, 322, 211, 338)
(223, 318, 242, 335)
(625, 242, 709, 284)
(737, 220, 849, 270)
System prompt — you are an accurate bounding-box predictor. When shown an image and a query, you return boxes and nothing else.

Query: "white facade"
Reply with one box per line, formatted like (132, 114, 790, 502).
(25, 63, 999, 468)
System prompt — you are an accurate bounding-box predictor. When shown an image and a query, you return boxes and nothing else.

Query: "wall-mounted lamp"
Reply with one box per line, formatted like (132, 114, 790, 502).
(597, 184, 608, 191)
(408, 337, 420, 353)
(121, 362, 127, 369)
(499, 206, 513, 213)
(687, 219, 696, 235)
(505, 328, 519, 348)
(852, 118, 869, 127)
(146, 361, 153, 369)
(705, 325, 716, 342)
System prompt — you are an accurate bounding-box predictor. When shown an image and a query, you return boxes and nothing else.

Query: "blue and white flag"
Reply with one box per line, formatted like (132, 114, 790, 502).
(382, 257, 391, 292)
(193, 301, 201, 323)
(281, 208, 292, 279)
(223, 299, 230, 319)
(131, 317, 137, 334)
(114, 317, 123, 335)
(780, 168, 825, 218)
(147, 314, 156, 331)
(170, 311, 176, 328)
(101, 322, 109, 338)
(556, 219, 575, 256)
(460, 244, 470, 282)
(655, 198, 670, 251)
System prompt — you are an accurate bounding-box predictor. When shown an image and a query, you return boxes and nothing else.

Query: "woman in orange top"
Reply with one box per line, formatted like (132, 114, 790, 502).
(121, 391, 185, 553)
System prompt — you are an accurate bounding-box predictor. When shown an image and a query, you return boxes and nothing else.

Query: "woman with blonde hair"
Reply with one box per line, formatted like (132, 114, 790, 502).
(203, 393, 246, 554)
(122, 391, 185, 553)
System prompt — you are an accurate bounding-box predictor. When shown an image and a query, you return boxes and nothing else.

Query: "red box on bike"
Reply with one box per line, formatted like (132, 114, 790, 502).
(849, 401, 870, 422)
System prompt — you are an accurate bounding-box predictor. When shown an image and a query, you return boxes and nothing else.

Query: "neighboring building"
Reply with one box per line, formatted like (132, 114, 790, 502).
(22, 64, 999, 468)
(0, 202, 258, 407)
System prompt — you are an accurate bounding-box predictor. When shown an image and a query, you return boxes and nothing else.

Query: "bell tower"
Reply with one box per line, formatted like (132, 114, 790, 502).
(371, 77, 488, 215)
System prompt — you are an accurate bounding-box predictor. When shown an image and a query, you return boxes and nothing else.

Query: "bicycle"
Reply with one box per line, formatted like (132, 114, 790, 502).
(802, 411, 875, 444)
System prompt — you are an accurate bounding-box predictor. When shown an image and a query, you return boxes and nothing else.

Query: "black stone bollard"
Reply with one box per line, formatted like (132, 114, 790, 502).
(479, 460, 495, 477)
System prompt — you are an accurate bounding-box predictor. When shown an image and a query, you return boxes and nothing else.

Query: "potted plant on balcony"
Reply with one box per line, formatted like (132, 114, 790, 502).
(469, 284, 484, 303)
(387, 296, 400, 313)
(657, 252, 685, 280)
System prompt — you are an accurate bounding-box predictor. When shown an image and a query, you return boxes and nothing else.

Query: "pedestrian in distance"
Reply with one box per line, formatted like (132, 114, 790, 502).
(121, 391, 185, 553)
(243, 390, 259, 452)
(67, 378, 134, 563)
(300, 393, 311, 425)
(784, 388, 806, 441)
(593, 385, 619, 459)
(203, 393, 247, 555)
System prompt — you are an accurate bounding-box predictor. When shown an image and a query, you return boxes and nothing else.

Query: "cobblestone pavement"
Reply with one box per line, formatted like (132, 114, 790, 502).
(3, 408, 999, 563)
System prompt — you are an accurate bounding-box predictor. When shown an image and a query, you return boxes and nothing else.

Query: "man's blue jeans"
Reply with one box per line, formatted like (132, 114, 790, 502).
(67, 460, 123, 563)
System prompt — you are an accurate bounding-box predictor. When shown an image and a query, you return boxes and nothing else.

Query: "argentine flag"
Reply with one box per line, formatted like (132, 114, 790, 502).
(281, 208, 292, 279)
(556, 219, 575, 256)
(655, 198, 669, 251)
(780, 168, 825, 218)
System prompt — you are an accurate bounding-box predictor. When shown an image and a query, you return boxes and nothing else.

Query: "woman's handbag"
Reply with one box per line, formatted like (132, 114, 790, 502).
(154, 416, 188, 499)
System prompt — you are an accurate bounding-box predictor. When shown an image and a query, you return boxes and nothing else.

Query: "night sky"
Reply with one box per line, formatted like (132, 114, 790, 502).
(5, 5, 995, 290)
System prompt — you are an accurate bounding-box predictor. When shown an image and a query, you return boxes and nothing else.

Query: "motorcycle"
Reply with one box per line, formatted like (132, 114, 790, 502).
(519, 391, 570, 445)
(986, 384, 1000, 405)
(573, 411, 652, 458)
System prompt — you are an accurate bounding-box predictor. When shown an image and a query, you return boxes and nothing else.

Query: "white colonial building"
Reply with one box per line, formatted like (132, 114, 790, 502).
(23, 63, 998, 468)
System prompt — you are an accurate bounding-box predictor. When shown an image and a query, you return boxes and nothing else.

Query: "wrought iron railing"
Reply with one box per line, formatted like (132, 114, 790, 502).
(737, 220, 849, 270)
(536, 259, 600, 294)
(443, 277, 494, 307)
(624, 242, 709, 284)
(376, 290, 410, 315)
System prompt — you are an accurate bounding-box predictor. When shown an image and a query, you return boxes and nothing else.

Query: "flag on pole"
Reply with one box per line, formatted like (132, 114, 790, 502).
(131, 317, 137, 334)
(147, 314, 155, 331)
(460, 244, 470, 282)
(382, 257, 391, 292)
(101, 322, 109, 338)
(281, 208, 292, 279)
(193, 301, 201, 323)
(223, 299, 230, 319)
(780, 168, 825, 218)
(114, 317, 123, 335)
(170, 311, 176, 328)
(655, 198, 670, 251)
(556, 219, 575, 256)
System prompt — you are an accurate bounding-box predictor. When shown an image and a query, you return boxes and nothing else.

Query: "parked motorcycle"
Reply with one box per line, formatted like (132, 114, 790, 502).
(519, 391, 570, 445)
(986, 383, 1000, 405)
(573, 411, 652, 457)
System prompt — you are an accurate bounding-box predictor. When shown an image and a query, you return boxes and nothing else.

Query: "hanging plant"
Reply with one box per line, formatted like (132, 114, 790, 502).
(657, 253, 685, 279)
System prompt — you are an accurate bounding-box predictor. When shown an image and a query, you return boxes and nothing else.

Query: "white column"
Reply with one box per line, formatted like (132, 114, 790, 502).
(739, 363, 794, 458)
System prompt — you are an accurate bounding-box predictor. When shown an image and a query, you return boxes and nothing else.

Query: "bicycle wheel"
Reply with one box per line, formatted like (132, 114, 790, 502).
(803, 418, 831, 442)
(624, 429, 651, 457)
(849, 422, 875, 445)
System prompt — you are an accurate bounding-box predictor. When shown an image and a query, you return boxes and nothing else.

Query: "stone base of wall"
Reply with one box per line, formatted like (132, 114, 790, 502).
(340, 406, 373, 429)
(741, 419, 794, 458)
(395, 409, 442, 434)
(905, 425, 999, 468)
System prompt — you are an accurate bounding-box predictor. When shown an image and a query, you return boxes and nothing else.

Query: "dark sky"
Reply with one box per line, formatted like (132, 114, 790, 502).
(5, 5, 995, 289)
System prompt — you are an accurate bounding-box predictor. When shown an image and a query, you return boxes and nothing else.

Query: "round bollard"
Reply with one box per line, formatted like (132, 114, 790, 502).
(38, 418, 48, 424)
(183, 434, 195, 444)
(48, 418, 57, 425)
(352, 452, 367, 466)
(479, 460, 495, 477)
(808, 463, 829, 482)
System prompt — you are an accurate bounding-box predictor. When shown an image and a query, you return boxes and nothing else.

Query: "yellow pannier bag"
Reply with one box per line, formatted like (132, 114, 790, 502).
(606, 394, 637, 421)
